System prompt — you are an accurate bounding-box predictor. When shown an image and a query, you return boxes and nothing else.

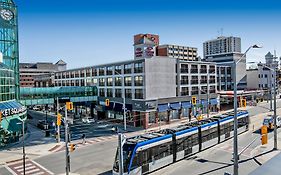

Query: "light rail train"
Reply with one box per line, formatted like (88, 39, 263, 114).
(113, 110, 249, 175)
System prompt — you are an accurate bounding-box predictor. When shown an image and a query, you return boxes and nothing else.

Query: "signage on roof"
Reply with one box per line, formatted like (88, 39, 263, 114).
(0, 106, 27, 117)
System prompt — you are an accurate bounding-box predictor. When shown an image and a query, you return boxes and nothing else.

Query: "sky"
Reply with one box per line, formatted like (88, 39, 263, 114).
(15, 0, 281, 69)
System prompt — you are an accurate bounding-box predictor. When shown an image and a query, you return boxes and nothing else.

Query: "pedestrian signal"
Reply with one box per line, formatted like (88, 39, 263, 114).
(241, 99, 246, 107)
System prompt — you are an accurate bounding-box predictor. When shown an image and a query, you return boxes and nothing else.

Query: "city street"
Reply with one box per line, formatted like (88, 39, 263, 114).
(0, 100, 279, 175)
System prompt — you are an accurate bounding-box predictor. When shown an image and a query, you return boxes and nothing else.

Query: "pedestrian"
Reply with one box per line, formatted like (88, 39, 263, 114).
(82, 134, 86, 144)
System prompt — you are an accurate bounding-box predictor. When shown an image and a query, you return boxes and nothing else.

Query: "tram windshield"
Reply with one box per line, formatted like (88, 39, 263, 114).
(113, 144, 135, 172)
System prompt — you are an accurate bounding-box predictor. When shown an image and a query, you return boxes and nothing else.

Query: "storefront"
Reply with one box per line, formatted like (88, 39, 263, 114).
(0, 100, 27, 146)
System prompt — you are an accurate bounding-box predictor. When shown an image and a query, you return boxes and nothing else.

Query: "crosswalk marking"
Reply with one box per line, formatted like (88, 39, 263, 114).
(24, 168, 40, 174)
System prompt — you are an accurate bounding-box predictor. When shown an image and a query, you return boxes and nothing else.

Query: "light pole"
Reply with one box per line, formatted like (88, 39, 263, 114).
(18, 117, 26, 175)
(233, 45, 261, 175)
(259, 64, 277, 149)
(114, 70, 127, 131)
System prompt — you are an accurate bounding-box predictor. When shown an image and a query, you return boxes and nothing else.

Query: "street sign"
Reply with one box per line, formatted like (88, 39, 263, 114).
(66, 102, 73, 110)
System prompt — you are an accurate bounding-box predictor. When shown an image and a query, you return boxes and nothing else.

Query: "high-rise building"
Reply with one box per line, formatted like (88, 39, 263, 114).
(203, 36, 241, 59)
(203, 36, 246, 90)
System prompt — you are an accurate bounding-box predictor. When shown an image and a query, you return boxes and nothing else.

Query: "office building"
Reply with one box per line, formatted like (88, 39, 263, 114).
(19, 60, 66, 87)
(54, 56, 218, 129)
(157, 44, 198, 61)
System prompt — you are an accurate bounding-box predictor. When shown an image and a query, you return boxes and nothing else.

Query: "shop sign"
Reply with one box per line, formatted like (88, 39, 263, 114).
(132, 101, 145, 111)
(1, 106, 27, 117)
(145, 101, 157, 110)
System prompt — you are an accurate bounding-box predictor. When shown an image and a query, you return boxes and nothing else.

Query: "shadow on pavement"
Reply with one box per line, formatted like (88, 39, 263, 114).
(97, 170, 112, 175)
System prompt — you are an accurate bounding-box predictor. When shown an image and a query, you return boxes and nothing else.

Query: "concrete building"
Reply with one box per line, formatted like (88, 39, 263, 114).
(203, 36, 241, 58)
(247, 52, 279, 90)
(203, 36, 246, 90)
(54, 56, 218, 129)
(157, 44, 198, 61)
(34, 73, 55, 87)
(19, 60, 66, 87)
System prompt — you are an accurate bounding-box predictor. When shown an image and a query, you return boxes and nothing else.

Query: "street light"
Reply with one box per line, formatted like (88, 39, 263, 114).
(17, 117, 27, 175)
(114, 70, 127, 131)
(233, 44, 262, 175)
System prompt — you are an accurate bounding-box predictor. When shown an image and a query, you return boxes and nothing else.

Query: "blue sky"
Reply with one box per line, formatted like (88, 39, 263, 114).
(15, 0, 281, 69)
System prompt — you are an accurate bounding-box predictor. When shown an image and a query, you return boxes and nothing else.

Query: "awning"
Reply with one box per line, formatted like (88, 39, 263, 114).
(182, 102, 191, 108)
(170, 102, 181, 110)
(158, 104, 169, 112)
(210, 99, 218, 105)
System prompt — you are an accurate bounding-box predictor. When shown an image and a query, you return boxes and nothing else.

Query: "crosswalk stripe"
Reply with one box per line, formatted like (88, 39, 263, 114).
(23, 168, 40, 174)
(17, 165, 36, 172)
(14, 163, 33, 169)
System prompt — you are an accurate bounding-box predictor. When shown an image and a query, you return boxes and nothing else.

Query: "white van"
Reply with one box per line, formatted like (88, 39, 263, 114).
(263, 115, 281, 129)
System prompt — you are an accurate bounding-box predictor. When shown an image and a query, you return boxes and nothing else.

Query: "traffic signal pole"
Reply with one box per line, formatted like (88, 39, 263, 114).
(65, 106, 69, 175)
(57, 97, 60, 143)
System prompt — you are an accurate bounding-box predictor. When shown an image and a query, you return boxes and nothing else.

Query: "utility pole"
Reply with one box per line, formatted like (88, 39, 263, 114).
(269, 70, 273, 111)
(65, 105, 69, 175)
(57, 97, 60, 143)
(123, 92, 126, 131)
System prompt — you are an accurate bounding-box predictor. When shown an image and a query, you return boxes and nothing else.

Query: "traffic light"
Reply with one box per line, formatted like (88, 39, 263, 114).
(66, 102, 73, 110)
(57, 113, 62, 126)
(105, 99, 110, 106)
(192, 96, 196, 105)
(242, 99, 246, 107)
(70, 143, 76, 152)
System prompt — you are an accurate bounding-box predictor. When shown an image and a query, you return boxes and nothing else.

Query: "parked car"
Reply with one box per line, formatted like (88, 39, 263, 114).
(263, 115, 281, 130)
(82, 117, 95, 124)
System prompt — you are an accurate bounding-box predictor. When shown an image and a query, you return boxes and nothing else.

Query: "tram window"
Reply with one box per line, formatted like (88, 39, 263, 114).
(132, 153, 139, 168)
(177, 138, 184, 152)
(191, 134, 199, 146)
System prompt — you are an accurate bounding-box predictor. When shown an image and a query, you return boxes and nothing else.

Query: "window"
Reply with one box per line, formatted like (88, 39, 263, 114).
(135, 89, 143, 99)
(181, 76, 189, 85)
(125, 77, 132, 86)
(180, 64, 189, 73)
(115, 89, 122, 98)
(125, 89, 132, 98)
(191, 87, 199, 95)
(200, 65, 207, 73)
(107, 77, 113, 86)
(134, 76, 143, 86)
(200, 76, 207, 84)
(99, 89, 105, 97)
(107, 89, 113, 97)
(191, 65, 198, 73)
(210, 86, 216, 93)
(209, 65, 215, 73)
(201, 86, 207, 94)
(115, 65, 122, 75)
(124, 64, 132, 74)
(191, 76, 198, 84)
(265, 74, 267, 78)
(115, 77, 122, 86)
(181, 87, 189, 96)
(99, 68, 105, 76)
(92, 68, 97, 76)
(134, 62, 143, 73)
(106, 66, 113, 75)
(99, 78, 105, 86)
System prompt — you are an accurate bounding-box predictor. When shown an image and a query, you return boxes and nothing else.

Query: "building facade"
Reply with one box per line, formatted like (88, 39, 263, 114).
(0, 0, 28, 147)
(19, 60, 66, 87)
(157, 44, 198, 61)
(203, 36, 241, 59)
(54, 56, 218, 129)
